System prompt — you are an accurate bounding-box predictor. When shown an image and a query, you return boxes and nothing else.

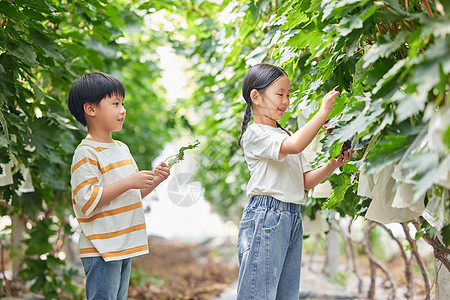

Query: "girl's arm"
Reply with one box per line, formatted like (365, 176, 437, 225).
(303, 149, 354, 190)
(280, 91, 339, 155)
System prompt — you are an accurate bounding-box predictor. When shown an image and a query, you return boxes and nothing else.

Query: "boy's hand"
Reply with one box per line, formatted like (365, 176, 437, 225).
(320, 90, 340, 114)
(128, 171, 155, 189)
(153, 162, 170, 184)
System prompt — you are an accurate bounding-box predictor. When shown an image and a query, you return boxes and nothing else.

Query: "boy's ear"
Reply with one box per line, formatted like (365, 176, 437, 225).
(83, 103, 96, 117)
(250, 89, 261, 105)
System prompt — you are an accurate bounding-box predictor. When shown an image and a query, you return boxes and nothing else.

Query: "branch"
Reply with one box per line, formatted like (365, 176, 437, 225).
(422, 0, 434, 18)
(411, 218, 450, 272)
(362, 221, 397, 300)
(376, 222, 413, 299)
(401, 222, 431, 299)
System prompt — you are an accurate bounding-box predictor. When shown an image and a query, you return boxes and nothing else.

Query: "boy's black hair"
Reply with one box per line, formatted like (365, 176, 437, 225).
(68, 72, 125, 126)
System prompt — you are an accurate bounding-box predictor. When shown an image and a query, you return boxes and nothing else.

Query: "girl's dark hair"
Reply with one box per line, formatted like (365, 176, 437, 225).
(68, 72, 125, 126)
(237, 63, 290, 147)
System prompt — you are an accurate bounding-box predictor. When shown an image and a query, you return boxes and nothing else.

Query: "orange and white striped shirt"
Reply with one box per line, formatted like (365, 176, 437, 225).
(71, 139, 149, 262)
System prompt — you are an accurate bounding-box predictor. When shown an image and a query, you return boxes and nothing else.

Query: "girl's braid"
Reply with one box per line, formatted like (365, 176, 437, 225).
(276, 121, 292, 136)
(237, 103, 252, 147)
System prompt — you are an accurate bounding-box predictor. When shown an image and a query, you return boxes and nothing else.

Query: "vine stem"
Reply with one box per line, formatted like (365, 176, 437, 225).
(163, 154, 177, 163)
(411, 218, 450, 272)
(377, 222, 413, 299)
(422, 0, 434, 18)
(362, 221, 397, 300)
(152, 154, 177, 172)
(401, 222, 431, 299)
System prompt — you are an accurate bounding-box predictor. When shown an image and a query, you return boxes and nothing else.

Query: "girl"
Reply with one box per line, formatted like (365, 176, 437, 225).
(236, 63, 353, 299)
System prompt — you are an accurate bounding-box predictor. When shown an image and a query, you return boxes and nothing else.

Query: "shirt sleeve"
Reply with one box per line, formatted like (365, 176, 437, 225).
(71, 147, 103, 217)
(300, 152, 313, 173)
(244, 126, 289, 162)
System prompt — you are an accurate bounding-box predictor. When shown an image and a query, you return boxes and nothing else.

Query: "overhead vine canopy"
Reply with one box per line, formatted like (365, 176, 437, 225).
(154, 0, 449, 244)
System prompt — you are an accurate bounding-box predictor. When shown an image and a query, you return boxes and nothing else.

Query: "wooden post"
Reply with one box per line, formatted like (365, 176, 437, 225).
(11, 215, 26, 280)
(435, 257, 450, 300)
(325, 215, 339, 279)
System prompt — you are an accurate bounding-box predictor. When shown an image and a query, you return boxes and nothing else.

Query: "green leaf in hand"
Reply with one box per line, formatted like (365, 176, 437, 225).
(163, 140, 200, 168)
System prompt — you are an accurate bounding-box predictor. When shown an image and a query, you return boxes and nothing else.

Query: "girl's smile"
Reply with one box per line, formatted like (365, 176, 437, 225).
(252, 75, 290, 127)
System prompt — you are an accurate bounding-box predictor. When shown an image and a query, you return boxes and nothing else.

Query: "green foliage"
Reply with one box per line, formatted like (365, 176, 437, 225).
(1, 0, 449, 295)
(329, 272, 352, 286)
(164, 139, 200, 168)
(130, 268, 164, 287)
(159, 0, 449, 243)
(0, 0, 172, 296)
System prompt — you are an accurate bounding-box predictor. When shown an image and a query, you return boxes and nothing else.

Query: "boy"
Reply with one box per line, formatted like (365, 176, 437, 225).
(68, 72, 169, 299)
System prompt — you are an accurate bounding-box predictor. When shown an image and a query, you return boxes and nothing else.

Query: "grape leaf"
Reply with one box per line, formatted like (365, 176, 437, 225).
(164, 140, 200, 168)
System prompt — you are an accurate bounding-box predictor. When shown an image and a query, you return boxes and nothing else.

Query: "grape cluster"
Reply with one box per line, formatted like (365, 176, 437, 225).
(323, 121, 351, 159)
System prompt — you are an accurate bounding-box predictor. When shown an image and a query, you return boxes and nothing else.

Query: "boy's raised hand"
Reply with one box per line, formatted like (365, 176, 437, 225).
(321, 90, 340, 114)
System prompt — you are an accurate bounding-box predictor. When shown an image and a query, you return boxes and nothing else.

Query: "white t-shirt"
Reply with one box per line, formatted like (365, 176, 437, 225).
(71, 139, 149, 262)
(242, 123, 313, 204)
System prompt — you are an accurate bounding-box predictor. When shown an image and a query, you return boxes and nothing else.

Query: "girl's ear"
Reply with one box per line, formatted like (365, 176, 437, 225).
(250, 89, 261, 105)
(84, 103, 96, 117)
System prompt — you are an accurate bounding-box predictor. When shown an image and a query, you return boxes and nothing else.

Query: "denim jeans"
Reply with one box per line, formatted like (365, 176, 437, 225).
(81, 256, 132, 300)
(237, 195, 303, 300)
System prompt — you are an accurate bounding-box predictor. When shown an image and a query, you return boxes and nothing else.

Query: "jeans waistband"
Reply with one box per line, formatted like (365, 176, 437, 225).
(249, 195, 301, 213)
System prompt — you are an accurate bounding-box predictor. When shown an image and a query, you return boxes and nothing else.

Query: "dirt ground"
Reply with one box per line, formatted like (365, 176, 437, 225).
(128, 236, 239, 300)
(0, 235, 435, 300)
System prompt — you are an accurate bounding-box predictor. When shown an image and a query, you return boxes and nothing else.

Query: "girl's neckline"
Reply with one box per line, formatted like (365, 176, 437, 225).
(252, 122, 281, 129)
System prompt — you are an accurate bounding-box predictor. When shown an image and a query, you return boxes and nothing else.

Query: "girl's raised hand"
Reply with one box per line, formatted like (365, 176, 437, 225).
(321, 90, 340, 114)
(329, 148, 354, 168)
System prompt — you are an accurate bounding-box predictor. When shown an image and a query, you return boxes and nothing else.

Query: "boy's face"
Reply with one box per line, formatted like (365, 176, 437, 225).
(93, 94, 126, 133)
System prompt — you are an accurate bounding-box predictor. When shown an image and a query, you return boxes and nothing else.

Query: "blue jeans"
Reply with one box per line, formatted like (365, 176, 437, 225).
(237, 195, 303, 300)
(81, 256, 132, 300)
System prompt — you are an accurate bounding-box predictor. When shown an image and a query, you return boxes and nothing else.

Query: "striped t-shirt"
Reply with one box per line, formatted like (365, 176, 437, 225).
(70, 139, 149, 262)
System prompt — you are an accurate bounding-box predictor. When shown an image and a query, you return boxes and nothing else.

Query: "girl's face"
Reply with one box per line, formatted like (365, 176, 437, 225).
(252, 75, 290, 126)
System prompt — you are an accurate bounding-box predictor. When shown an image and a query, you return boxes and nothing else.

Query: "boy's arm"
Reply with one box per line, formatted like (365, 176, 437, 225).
(97, 171, 154, 209)
(303, 149, 354, 190)
(280, 91, 339, 155)
(140, 162, 170, 198)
